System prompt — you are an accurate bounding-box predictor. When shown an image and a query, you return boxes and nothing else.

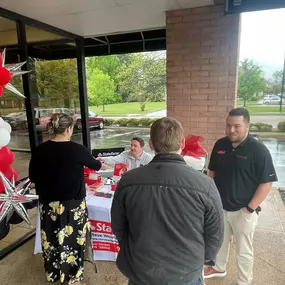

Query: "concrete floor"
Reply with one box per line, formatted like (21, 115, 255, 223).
(0, 189, 285, 285)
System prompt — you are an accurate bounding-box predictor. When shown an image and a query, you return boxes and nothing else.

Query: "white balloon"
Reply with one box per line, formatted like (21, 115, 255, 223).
(2, 121, 12, 134)
(0, 117, 4, 127)
(0, 128, 11, 147)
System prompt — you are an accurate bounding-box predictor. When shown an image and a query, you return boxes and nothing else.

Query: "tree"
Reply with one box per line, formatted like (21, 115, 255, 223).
(272, 70, 283, 95)
(238, 59, 265, 106)
(0, 76, 25, 113)
(118, 52, 166, 103)
(35, 59, 78, 108)
(86, 56, 121, 87)
(87, 68, 116, 112)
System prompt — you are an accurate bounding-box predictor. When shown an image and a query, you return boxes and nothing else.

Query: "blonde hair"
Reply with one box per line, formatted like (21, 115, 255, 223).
(48, 113, 73, 135)
(150, 117, 184, 153)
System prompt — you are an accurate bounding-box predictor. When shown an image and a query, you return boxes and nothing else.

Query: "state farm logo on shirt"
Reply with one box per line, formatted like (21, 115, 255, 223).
(217, 150, 225, 155)
(90, 220, 113, 234)
(237, 155, 248, 159)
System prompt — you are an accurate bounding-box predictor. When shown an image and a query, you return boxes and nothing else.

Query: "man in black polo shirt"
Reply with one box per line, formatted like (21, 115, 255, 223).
(204, 108, 277, 285)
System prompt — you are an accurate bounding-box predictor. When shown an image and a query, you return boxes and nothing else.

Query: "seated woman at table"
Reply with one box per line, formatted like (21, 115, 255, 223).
(97, 137, 153, 170)
(29, 113, 107, 285)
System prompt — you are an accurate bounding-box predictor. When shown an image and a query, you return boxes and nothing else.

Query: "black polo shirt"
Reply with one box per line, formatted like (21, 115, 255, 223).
(209, 135, 277, 211)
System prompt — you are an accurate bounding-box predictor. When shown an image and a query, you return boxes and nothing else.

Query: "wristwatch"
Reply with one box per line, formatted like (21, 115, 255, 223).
(246, 205, 255, 213)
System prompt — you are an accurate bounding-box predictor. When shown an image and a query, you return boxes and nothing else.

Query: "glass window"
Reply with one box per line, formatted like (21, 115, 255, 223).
(62, 108, 72, 115)
(0, 20, 78, 255)
(26, 25, 64, 43)
(32, 54, 83, 145)
(0, 17, 18, 46)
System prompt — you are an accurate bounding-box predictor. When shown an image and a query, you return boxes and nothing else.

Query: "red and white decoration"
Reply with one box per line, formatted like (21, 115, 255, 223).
(0, 48, 30, 98)
(181, 134, 208, 171)
(0, 117, 17, 193)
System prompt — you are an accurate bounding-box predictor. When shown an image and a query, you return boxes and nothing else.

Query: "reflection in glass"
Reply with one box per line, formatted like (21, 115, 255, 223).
(0, 17, 18, 46)
(33, 56, 83, 145)
(26, 26, 63, 43)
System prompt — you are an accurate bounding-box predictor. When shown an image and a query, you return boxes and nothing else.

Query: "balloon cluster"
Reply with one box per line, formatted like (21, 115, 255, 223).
(181, 134, 207, 158)
(0, 48, 29, 98)
(0, 117, 17, 193)
(0, 116, 35, 241)
(0, 52, 11, 96)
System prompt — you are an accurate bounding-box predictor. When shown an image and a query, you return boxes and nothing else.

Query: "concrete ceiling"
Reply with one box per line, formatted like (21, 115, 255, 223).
(0, 0, 214, 37)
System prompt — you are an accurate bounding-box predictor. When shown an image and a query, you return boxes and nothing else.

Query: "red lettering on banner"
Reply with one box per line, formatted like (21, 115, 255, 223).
(90, 220, 113, 234)
(93, 241, 120, 253)
(90, 220, 120, 254)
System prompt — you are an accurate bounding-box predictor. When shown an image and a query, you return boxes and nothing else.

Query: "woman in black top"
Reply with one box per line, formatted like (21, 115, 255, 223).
(29, 113, 105, 285)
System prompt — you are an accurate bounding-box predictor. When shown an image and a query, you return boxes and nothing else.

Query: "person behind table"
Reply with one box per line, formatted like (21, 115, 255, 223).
(204, 108, 277, 285)
(111, 117, 224, 285)
(97, 137, 152, 169)
(29, 113, 107, 285)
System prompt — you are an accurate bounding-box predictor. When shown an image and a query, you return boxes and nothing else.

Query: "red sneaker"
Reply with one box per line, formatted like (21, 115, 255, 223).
(203, 266, 227, 279)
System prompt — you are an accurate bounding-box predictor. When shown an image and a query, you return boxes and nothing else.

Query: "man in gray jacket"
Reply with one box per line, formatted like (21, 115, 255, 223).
(111, 117, 224, 285)
(97, 137, 152, 169)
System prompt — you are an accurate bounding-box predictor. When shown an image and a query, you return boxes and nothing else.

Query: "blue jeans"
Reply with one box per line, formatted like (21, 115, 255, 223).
(192, 277, 204, 285)
(128, 277, 204, 285)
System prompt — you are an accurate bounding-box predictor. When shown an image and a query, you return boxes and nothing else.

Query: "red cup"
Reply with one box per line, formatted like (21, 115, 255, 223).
(111, 184, 117, 191)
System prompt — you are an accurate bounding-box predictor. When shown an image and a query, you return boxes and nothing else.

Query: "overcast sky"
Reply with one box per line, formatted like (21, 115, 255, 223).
(240, 8, 285, 76)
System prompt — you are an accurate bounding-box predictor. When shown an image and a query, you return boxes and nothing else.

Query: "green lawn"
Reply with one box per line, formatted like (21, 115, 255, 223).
(237, 100, 258, 106)
(0, 108, 22, 116)
(237, 99, 285, 114)
(245, 106, 285, 114)
(253, 131, 285, 139)
(89, 102, 166, 116)
(90, 102, 285, 116)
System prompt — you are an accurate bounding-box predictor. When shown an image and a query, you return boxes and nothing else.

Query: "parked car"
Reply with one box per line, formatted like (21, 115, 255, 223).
(3, 108, 103, 132)
(2, 112, 27, 130)
(263, 95, 281, 105)
(3, 107, 78, 132)
(75, 111, 104, 130)
(34, 108, 80, 132)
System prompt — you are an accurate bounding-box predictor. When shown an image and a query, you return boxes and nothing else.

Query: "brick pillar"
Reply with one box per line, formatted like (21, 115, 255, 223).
(166, 5, 240, 149)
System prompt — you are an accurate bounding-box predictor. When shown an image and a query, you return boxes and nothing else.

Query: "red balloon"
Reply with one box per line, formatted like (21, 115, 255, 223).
(0, 67, 11, 86)
(0, 166, 18, 193)
(5, 166, 18, 181)
(0, 85, 3, 96)
(0, 147, 15, 171)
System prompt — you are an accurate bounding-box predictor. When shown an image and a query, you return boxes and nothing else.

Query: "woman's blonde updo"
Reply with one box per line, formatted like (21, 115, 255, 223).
(48, 113, 73, 135)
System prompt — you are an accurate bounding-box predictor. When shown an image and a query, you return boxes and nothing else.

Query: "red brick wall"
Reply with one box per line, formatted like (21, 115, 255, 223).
(166, 5, 240, 149)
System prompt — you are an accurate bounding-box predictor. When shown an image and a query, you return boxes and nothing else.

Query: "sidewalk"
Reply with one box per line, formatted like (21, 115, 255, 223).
(0, 190, 284, 285)
(206, 188, 285, 285)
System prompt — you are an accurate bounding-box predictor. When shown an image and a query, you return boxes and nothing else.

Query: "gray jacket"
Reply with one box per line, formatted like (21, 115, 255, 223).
(103, 150, 152, 169)
(111, 153, 224, 285)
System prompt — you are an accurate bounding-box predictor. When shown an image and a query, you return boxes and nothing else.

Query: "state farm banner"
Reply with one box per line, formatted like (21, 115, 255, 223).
(87, 193, 119, 261)
(90, 220, 119, 258)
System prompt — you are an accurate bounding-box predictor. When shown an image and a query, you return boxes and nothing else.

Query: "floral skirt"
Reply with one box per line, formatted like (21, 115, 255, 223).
(40, 199, 90, 284)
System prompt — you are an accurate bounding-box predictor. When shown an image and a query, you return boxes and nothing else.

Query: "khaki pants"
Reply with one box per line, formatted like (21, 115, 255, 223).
(213, 210, 259, 285)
